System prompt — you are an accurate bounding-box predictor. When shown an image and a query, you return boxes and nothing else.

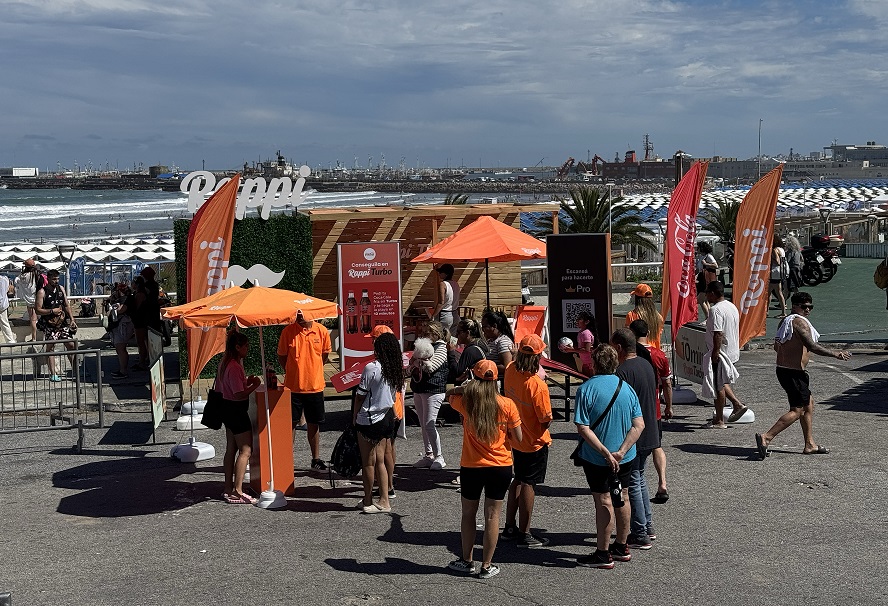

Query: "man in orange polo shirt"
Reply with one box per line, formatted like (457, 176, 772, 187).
(501, 334, 553, 548)
(278, 310, 331, 471)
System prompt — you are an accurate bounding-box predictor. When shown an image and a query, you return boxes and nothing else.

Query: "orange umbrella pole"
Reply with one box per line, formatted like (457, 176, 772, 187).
(485, 259, 490, 310)
(258, 326, 276, 492)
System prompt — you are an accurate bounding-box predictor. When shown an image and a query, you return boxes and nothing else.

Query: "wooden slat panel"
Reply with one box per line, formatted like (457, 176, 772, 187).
(310, 205, 540, 317)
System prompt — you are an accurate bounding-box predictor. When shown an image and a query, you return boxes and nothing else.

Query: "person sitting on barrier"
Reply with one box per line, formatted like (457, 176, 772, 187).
(217, 331, 261, 504)
(34, 270, 77, 382)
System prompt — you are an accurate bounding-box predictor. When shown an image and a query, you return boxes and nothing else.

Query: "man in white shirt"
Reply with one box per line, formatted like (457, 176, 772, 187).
(704, 281, 746, 428)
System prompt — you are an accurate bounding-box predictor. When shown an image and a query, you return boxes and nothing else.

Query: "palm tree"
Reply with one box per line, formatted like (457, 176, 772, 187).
(443, 193, 469, 205)
(531, 186, 656, 252)
(699, 197, 740, 243)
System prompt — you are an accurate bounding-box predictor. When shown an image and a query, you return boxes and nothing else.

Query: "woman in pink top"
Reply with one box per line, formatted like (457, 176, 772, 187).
(217, 331, 261, 504)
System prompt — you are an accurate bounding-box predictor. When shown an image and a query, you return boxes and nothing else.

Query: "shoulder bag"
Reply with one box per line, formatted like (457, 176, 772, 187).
(201, 372, 225, 431)
(570, 378, 624, 466)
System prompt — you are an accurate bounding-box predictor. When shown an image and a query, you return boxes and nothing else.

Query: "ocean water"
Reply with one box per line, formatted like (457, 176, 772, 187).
(0, 187, 457, 245)
(0, 188, 188, 244)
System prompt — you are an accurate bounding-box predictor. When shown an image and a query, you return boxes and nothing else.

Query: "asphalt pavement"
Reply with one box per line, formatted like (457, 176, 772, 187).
(1, 342, 886, 605)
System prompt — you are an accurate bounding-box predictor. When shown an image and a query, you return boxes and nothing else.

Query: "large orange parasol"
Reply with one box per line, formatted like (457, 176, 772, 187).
(411, 215, 546, 307)
(164, 285, 339, 506)
(164, 285, 339, 329)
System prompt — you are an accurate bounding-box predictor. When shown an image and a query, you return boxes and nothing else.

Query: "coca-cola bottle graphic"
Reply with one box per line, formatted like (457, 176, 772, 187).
(359, 289, 373, 334)
(345, 291, 358, 334)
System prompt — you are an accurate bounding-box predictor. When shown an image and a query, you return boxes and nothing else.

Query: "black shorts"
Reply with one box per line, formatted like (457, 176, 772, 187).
(776, 367, 811, 409)
(512, 445, 549, 486)
(460, 466, 513, 501)
(657, 419, 663, 442)
(291, 391, 326, 425)
(222, 400, 252, 436)
(581, 459, 635, 494)
(356, 408, 396, 443)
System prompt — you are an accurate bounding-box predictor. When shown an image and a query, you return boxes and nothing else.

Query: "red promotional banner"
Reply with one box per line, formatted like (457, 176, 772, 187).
(337, 242, 402, 370)
(185, 174, 240, 382)
(330, 351, 413, 393)
(513, 305, 547, 344)
(661, 161, 708, 342)
(735, 165, 783, 347)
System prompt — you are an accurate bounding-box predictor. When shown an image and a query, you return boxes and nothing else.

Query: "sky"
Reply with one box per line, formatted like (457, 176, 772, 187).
(3, 0, 888, 173)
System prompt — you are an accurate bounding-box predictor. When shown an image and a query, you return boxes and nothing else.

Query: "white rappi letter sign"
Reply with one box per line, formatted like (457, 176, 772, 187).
(181, 166, 312, 218)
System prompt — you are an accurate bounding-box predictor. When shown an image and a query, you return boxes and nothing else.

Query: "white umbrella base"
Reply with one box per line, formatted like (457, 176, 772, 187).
(170, 437, 216, 462)
(255, 490, 287, 509)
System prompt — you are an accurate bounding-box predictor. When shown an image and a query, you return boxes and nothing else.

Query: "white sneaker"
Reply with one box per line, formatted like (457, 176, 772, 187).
(413, 456, 433, 468)
(430, 457, 446, 470)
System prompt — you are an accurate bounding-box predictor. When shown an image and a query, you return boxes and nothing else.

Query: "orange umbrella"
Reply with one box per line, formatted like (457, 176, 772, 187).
(411, 215, 546, 307)
(164, 285, 339, 329)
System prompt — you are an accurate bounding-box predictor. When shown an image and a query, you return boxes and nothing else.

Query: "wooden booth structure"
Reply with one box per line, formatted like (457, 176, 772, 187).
(302, 203, 560, 316)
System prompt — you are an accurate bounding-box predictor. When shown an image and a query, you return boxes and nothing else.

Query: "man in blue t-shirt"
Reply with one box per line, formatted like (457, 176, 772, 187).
(573, 344, 644, 569)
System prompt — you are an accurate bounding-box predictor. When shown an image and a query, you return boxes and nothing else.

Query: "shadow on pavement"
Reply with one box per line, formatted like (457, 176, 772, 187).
(51, 456, 219, 517)
(98, 420, 156, 445)
(673, 443, 758, 460)
(370, 514, 587, 569)
(822, 377, 888, 417)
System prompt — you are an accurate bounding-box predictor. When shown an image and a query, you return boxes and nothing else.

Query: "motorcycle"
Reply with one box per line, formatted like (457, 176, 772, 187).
(818, 246, 842, 283)
(800, 248, 825, 286)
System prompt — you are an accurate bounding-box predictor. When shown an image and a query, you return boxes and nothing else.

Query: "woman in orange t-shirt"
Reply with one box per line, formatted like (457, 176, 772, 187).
(624, 283, 664, 349)
(446, 360, 522, 580)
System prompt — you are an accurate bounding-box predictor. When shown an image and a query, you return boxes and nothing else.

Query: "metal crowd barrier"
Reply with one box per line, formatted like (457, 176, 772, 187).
(0, 340, 105, 451)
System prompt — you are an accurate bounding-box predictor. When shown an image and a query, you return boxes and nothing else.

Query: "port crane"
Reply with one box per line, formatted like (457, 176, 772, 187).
(556, 157, 575, 180)
(576, 155, 605, 176)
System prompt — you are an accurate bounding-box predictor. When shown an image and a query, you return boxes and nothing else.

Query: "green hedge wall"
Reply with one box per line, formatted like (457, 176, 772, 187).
(173, 213, 314, 378)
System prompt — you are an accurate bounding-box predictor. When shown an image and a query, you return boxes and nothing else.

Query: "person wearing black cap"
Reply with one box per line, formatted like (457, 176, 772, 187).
(428, 264, 461, 332)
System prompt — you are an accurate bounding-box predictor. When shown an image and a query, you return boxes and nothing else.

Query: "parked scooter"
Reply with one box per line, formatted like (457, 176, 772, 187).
(801, 234, 843, 286)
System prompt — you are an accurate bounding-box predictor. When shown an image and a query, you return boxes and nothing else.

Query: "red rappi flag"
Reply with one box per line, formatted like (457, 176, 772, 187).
(734, 165, 783, 347)
(185, 174, 240, 383)
(660, 161, 708, 342)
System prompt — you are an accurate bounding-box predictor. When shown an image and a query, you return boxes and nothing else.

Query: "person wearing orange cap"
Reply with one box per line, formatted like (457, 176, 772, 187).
(624, 283, 664, 349)
(446, 360, 522, 579)
(501, 334, 552, 548)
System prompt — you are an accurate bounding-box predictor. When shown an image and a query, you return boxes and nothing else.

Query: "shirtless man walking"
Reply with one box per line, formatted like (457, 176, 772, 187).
(755, 292, 851, 460)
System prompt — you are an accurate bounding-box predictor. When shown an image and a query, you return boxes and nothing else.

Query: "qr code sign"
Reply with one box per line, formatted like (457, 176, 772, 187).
(562, 299, 596, 332)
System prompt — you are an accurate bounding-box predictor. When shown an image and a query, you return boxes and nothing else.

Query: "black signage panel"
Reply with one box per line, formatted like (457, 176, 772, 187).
(546, 233, 612, 367)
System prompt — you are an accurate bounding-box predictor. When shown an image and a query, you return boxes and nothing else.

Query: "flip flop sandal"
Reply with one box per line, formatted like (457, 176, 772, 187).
(755, 433, 770, 460)
(652, 491, 669, 504)
(803, 446, 830, 455)
(727, 406, 749, 423)
(225, 493, 256, 504)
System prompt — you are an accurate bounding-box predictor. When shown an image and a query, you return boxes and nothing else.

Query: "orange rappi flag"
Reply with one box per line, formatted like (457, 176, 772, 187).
(660, 161, 708, 342)
(185, 174, 240, 382)
(734, 165, 783, 347)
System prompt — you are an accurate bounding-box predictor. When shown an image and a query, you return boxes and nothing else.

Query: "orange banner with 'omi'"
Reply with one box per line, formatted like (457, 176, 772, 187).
(733, 165, 783, 347)
(185, 174, 240, 382)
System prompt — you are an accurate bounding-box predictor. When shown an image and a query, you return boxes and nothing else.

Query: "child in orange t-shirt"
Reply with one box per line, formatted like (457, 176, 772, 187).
(501, 334, 552, 547)
(446, 360, 522, 580)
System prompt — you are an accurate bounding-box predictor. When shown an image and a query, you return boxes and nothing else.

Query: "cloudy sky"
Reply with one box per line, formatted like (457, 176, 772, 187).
(3, 0, 888, 173)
